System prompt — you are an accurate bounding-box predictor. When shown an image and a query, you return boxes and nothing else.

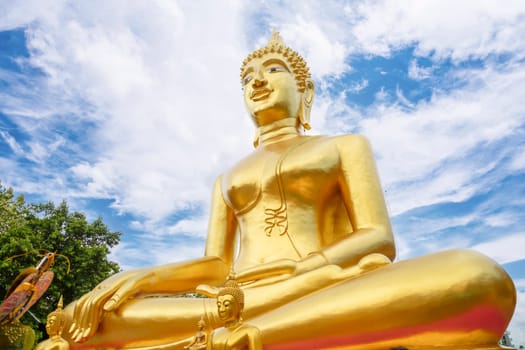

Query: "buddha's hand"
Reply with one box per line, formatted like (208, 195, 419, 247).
(357, 253, 391, 273)
(295, 253, 331, 275)
(236, 259, 297, 283)
(236, 254, 329, 283)
(69, 268, 155, 342)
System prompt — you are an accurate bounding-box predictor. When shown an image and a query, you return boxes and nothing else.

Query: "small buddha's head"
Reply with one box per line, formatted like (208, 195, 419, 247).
(240, 32, 314, 138)
(197, 317, 206, 330)
(46, 296, 65, 336)
(216, 278, 244, 325)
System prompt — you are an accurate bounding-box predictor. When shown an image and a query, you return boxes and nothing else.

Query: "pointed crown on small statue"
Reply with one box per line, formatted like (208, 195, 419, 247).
(240, 31, 311, 92)
(47, 295, 66, 335)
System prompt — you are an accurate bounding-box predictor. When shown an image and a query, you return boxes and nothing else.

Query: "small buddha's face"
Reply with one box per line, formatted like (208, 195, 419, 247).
(217, 294, 240, 323)
(242, 53, 302, 127)
(46, 314, 58, 335)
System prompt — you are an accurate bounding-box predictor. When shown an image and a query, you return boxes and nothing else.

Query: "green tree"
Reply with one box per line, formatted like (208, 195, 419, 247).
(0, 182, 121, 343)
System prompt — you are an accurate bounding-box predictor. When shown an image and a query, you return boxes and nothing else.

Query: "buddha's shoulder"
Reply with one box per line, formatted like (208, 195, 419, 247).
(291, 133, 370, 145)
(329, 133, 371, 149)
(308, 134, 373, 157)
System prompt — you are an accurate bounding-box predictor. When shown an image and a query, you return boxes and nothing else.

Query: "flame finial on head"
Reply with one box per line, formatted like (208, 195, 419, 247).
(46, 295, 66, 336)
(268, 30, 285, 46)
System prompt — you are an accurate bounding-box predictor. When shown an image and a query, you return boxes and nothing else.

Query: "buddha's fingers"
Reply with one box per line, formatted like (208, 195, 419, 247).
(73, 297, 91, 342)
(72, 280, 122, 342)
(358, 253, 392, 271)
(337, 254, 391, 281)
(75, 293, 103, 342)
(103, 272, 151, 312)
(69, 291, 89, 334)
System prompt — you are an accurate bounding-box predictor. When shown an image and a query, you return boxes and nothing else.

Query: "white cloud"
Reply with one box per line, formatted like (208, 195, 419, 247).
(167, 216, 209, 238)
(347, 79, 369, 93)
(483, 212, 519, 228)
(509, 146, 525, 172)
(471, 233, 525, 265)
(1, 0, 254, 223)
(360, 64, 525, 215)
(352, 0, 525, 60)
(109, 236, 205, 270)
(280, 19, 349, 78)
(0, 130, 24, 156)
(408, 59, 433, 80)
(395, 86, 414, 109)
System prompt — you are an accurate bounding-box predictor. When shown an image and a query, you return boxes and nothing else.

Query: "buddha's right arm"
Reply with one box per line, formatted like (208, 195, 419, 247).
(116, 175, 236, 296)
(110, 175, 235, 299)
(69, 176, 235, 342)
(69, 256, 230, 342)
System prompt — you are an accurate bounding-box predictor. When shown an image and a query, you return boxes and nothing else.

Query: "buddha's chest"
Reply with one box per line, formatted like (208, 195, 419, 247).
(210, 327, 248, 350)
(222, 137, 340, 214)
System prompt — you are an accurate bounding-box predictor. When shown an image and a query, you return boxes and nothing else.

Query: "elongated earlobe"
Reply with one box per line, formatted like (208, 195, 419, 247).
(253, 129, 259, 148)
(298, 79, 314, 130)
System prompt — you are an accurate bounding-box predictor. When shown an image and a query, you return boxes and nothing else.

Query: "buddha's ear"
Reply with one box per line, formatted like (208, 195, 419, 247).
(298, 79, 315, 130)
(253, 129, 259, 148)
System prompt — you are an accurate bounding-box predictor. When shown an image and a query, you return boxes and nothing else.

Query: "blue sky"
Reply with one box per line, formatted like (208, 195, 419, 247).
(1, 0, 524, 345)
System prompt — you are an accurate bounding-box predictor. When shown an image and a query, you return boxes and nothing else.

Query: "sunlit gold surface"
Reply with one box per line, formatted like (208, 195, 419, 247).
(45, 32, 515, 350)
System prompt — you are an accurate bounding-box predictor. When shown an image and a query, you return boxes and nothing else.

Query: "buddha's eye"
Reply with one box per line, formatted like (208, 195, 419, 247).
(242, 75, 253, 86)
(267, 66, 285, 73)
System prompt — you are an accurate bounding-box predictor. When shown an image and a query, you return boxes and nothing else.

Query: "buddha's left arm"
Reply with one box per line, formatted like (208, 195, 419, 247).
(317, 134, 396, 268)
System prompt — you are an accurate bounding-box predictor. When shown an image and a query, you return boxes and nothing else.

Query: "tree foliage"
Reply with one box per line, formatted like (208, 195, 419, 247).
(0, 181, 121, 343)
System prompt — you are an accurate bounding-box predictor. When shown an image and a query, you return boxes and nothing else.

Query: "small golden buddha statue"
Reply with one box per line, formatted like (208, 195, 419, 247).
(206, 276, 262, 350)
(61, 32, 516, 350)
(184, 317, 208, 350)
(36, 296, 69, 350)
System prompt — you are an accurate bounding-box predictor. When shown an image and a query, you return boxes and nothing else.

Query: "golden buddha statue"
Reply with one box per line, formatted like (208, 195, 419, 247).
(184, 317, 208, 350)
(55, 32, 515, 350)
(205, 275, 262, 350)
(36, 296, 69, 350)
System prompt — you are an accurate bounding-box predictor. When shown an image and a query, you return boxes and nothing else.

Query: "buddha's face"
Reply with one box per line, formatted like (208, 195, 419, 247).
(46, 314, 58, 335)
(242, 53, 302, 127)
(217, 294, 240, 323)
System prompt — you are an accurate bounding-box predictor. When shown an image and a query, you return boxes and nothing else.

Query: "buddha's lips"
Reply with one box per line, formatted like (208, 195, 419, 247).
(251, 88, 272, 101)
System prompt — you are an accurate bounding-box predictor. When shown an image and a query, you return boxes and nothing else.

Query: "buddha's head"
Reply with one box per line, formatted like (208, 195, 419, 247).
(216, 278, 244, 326)
(46, 296, 65, 336)
(240, 32, 314, 139)
(197, 317, 206, 331)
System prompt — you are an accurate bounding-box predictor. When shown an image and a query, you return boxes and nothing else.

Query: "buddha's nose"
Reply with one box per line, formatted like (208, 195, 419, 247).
(252, 74, 267, 88)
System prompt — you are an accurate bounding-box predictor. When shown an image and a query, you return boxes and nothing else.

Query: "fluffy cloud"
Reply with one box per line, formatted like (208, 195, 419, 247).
(353, 63, 524, 215)
(352, 0, 525, 60)
(1, 0, 254, 223)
